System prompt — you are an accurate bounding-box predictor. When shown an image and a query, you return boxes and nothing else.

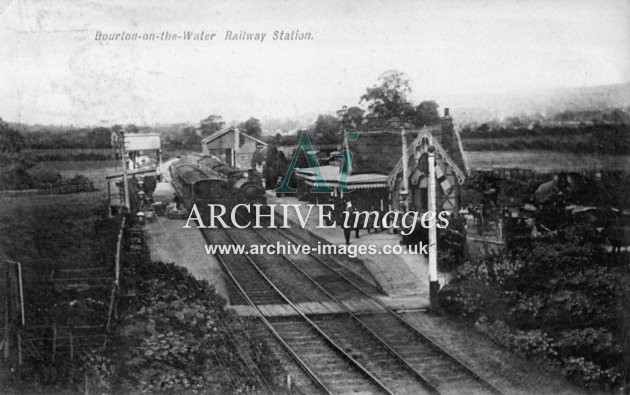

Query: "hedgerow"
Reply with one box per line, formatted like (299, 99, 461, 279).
(440, 236, 629, 389)
(93, 225, 284, 393)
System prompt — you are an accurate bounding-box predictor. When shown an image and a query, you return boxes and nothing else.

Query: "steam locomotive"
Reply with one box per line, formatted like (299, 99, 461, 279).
(169, 154, 266, 211)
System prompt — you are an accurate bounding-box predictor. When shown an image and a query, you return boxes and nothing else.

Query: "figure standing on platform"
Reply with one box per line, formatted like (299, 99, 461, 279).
(343, 201, 353, 245)
(173, 193, 182, 210)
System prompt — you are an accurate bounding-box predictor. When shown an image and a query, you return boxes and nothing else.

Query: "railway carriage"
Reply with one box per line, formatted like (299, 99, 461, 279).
(196, 155, 267, 204)
(169, 154, 266, 213)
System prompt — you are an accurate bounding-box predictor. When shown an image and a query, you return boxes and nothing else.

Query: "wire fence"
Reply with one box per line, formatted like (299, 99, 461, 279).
(1, 216, 126, 365)
(0, 179, 96, 196)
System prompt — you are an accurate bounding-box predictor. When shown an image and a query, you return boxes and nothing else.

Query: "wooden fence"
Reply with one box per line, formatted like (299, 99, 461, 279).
(106, 217, 125, 334)
(466, 236, 505, 259)
(1, 260, 25, 363)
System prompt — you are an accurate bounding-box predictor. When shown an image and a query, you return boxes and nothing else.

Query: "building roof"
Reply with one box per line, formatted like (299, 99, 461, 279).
(200, 126, 268, 146)
(294, 165, 388, 189)
(387, 126, 466, 187)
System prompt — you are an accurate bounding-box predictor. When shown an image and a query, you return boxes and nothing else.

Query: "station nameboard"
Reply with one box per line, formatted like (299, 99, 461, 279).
(124, 133, 161, 151)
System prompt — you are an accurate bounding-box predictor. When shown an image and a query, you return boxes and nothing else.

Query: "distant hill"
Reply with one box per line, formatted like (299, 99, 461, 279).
(441, 82, 630, 124)
(260, 113, 320, 136)
(7, 83, 629, 135)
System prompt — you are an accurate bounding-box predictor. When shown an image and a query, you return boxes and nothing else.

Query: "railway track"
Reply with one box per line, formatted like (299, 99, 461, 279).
(200, 227, 400, 394)
(201, 221, 502, 394)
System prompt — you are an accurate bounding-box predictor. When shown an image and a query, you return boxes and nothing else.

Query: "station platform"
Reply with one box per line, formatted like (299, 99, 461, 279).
(266, 191, 436, 305)
(142, 191, 436, 314)
(144, 217, 230, 301)
(143, 212, 431, 315)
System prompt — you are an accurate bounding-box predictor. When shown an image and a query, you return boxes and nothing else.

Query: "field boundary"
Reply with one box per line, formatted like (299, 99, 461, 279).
(0, 179, 95, 196)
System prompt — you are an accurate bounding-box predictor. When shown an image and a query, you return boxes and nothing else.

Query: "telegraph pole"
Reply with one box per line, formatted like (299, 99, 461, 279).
(120, 131, 130, 211)
(399, 126, 410, 216)
(427, 145, 440, 312)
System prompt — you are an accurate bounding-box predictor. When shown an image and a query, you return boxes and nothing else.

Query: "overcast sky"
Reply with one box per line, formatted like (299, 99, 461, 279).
(0, 0, 628, 126)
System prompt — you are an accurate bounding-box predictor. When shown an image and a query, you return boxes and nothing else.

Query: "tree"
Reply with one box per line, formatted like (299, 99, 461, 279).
(181, 126, 201, 148)
(199, 115, 225, 137)
(124, 124, 139, 134)
(263, 146, 289, 190)
(505, 116, 522, 128)
(313, 114, 341, 144)
(413, 100, 440, 127)
(360, 70, 415, 125)
(0, 119, 26, 154)
(237, 117, 262, 139)
(88, 127, 112, 148)
(337, 106, 365, 129)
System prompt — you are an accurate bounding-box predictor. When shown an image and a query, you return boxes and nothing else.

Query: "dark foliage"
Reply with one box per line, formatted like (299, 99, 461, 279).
(105, 229, 283, 393)
(440, 226, 629, 389)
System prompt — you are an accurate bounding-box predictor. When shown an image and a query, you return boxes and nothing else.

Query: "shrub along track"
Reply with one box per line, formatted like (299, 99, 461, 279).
(200, 221, 503, 395)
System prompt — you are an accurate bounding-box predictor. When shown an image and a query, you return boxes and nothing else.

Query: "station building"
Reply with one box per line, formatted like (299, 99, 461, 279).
(201, 127, 267, 169)
(385, 110, 466, 216)
(107, 132, 162, 216)
(292, 109, 466, 225)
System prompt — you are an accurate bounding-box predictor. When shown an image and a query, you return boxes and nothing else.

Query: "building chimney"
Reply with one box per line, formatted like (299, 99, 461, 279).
(441, 108, 453, 153)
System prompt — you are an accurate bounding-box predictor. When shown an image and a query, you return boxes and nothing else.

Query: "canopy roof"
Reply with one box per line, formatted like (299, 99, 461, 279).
(294, 165, 388, 189)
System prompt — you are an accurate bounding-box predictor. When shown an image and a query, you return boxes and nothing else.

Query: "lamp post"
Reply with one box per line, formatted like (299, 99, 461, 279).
(427, 145, 440, 312)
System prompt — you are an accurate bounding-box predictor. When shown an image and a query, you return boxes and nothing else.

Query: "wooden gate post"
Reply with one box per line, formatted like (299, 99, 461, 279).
(4, 264, 11, 362)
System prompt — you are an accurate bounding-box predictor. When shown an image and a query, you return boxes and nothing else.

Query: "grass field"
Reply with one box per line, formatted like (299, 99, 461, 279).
(30, 160, 116, 190)
(0, 155, 115, 278)
(0, 158, 120, 391)
(464, 150, 630, 173)
(461, 135, 589, 145)
(0, 160, 114, 321)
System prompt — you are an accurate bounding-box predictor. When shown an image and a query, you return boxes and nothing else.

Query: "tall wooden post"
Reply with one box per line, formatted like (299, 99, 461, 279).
(3, 264, 10, 361)
(120, 132, 130, 211)
(401, 128, 409, 203)
(427, 145, 440, 312)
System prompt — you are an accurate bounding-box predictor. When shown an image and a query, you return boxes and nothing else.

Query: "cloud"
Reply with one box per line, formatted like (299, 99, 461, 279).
(1, 0, 628, 125)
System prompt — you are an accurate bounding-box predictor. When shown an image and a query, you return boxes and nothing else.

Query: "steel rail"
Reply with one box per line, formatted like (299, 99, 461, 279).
(213, 226, 395, 395)
(272, 226, 503, 395)
(200, 228, 333, 395)
(243, 226, 441, 394)
(199, 228, 319, 395)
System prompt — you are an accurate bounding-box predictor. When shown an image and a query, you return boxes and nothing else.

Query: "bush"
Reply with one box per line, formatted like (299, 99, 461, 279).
(437, 222, 466, 272)
(554, 327, 622, 367)
(440, 232, 628, 389)
(562, 357, 622, 388)
(0, 161, 34, 189)
(105, 228, 284, 393)
(30, 168, 62, 186)
(475, 317, 559, 362)
(511, 329, 558, 361)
